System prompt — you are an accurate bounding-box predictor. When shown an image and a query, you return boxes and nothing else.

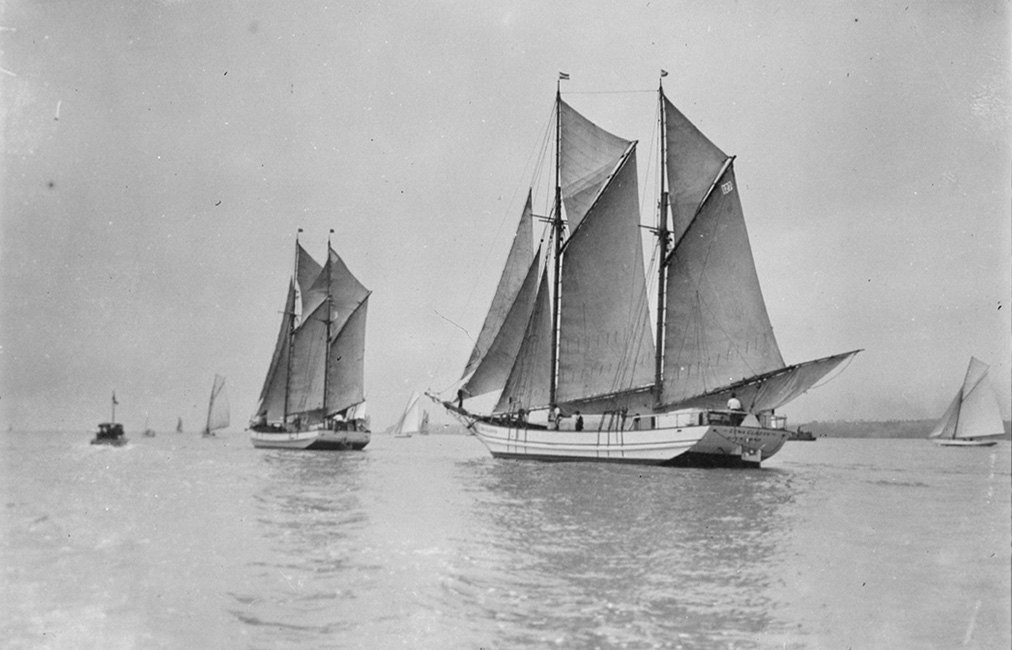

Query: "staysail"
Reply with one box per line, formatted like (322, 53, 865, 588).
(462, 194, 536, 396)
(256, 279, 296, 422)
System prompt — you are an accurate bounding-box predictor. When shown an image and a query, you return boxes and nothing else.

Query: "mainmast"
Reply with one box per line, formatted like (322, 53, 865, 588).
(549, 78, 564, 409)
(283, 228, 302, 423)
(655, 76, 670, 400)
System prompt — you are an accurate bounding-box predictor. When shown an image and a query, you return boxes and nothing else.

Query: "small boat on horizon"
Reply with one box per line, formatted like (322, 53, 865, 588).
(436, 73, 859, 467)
(929, 357, 1005, 447)
(175, 417, 183, 433)
(248, 230, 371, 451)
(202, 374, 230, 438)
(142, 413, 156, 437)
(92, 391, 127, 447)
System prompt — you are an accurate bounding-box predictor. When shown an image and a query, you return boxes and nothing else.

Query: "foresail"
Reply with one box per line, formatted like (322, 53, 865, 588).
(288, 301, 329, 416)
(661, 162, 784, 405)
(496, 269, 553, 412)
(954, 358, 1005, 439)
(257, 280, 296, 421)
(659, 350, 860, 413)
(928, 392, 961, 439)
(663, 95, 728, 244)
(559, 99, 632, 232)
(207, 374, 230, 432)
(558, 146, 656, 404)
(462, 196, 536, 389)
(326, 296, 368, 415)
(464, 249, 542, 398)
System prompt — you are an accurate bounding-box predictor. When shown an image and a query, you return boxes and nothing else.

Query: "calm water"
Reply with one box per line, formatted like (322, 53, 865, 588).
(1, 430, 1009, 649)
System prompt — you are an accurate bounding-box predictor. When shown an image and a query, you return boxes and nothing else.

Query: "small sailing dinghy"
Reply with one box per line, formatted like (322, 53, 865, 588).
(175, 417, 183, 433)
(202, 374, 230, 437)
(391, 392, 427, 438)
(929, 357, 1005, 447)
(249, 231, 371, 451)
(92, 392, 127, 446)
(437, 74, 859, 467)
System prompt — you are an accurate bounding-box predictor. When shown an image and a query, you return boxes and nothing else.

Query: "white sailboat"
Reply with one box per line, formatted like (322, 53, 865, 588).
(436, 74, 859, 467)
(249, 230, 371, 451)
(202, 374, 230, 437)
(929, 357, 1005, 447)
(391, 392, 427, 438)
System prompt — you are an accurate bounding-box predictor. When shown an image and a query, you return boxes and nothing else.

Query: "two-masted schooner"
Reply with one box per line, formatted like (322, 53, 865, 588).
(436, 74, 860, 467)
(249, 231, 371, 450)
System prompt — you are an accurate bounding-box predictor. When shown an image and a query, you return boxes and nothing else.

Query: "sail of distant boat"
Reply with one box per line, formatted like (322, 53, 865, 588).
(929, 357, 1005, 446)
(391, 392, 426, 438)
(176, 417, 183, 433)
(442, 74, 860, 466)
(248, 232, 372, 451)
(202, 374, 230, 437)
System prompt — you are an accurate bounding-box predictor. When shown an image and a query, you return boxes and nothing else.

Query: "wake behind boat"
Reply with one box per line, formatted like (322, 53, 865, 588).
(249, 230, 371, 451)
(929, 357, 1005, 447)
(437, 73, 859, 467)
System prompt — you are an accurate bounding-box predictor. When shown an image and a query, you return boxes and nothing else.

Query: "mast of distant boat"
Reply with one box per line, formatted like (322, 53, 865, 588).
(323, 228, 335, 421)
(282, 228, 302, 427)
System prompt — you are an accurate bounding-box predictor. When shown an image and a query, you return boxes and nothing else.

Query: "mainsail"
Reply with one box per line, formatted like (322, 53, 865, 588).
(205, 374, 230, 434)
(254, 239, 370, 425)
(928, 357, 1005, 440)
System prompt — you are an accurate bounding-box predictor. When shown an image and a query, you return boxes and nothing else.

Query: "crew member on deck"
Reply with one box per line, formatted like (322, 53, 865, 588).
(575, 411, 584, 431)
(727, 393, 745, 426)
(457, 388, 465, 409)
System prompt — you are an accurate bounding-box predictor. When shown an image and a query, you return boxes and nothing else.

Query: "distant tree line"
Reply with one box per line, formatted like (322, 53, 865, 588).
(796, 419, 1012, 439)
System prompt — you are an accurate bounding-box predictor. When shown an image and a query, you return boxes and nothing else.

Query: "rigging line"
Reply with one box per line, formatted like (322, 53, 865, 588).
(433, 308, 474, 344)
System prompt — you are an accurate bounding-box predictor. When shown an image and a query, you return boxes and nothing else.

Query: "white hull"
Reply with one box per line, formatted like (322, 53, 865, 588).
(470, 420, 791, 466)
(249, 428, 370, 450)
(934, 438, 1000, 447)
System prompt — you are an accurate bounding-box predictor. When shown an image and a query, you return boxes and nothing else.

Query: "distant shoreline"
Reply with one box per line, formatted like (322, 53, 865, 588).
(797, 419, 1012, 439)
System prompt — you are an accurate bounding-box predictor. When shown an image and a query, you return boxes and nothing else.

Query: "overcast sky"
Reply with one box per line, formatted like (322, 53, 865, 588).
(2, 0, 1009, 432)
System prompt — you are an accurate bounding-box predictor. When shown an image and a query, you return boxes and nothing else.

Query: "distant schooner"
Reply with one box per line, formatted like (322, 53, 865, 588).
(249, 231, 371, 450)
(435, 74, 860, 467)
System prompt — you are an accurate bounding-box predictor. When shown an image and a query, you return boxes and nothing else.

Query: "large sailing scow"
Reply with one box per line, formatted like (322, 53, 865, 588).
(249, 231, 371, 450)
(435, 74, 860, 467)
